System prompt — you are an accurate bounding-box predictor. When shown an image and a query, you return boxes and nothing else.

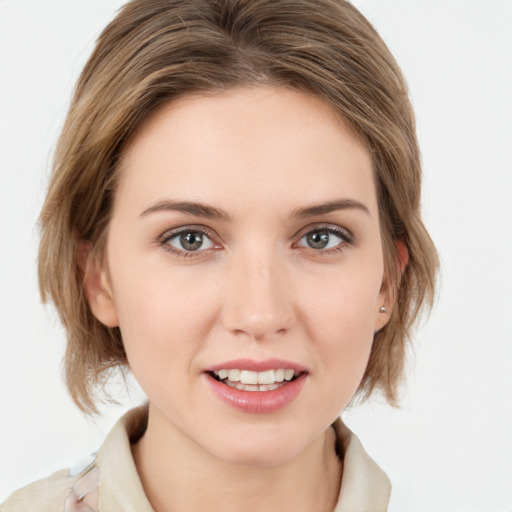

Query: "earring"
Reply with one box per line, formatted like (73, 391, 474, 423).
(379, 306, 387, 314)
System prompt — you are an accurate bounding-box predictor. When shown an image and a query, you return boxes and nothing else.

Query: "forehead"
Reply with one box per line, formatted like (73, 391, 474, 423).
(116, 86, 377, 218)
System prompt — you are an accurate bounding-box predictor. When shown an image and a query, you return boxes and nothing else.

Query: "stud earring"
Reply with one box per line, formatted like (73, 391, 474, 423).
(379, 306, 387, 314)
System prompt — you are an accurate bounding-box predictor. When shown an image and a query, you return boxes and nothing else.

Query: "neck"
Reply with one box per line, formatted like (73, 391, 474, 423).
(132, 405, 342, 512)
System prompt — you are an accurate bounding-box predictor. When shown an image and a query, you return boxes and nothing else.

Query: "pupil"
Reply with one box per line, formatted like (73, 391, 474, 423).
(307, 230, 329, 249)
(181, 232, 203, 251)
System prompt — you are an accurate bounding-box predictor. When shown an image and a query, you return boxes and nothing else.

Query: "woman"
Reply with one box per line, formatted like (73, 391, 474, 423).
(2, 0, 437, 510)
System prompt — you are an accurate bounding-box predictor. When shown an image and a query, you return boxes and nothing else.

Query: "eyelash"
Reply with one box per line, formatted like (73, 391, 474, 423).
(158, 226, 219, 258)
(294, 225, 353, 255)
(157, 224, 354, 258)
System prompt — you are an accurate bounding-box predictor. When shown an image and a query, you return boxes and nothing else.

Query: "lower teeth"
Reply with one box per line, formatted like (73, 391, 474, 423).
(223, 380, 281, 392)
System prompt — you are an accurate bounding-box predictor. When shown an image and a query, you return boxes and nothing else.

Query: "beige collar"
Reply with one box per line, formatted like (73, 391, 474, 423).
(332, 418, 391, 511)
(96, 407, 390, 512)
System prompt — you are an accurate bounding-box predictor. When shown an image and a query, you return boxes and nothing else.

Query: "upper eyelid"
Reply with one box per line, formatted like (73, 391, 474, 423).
(159, 225, 218, 243)
(292, 223, 354, 242)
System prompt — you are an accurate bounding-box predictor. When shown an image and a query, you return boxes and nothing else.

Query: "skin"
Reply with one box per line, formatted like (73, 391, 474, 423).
(86, 86, 392, 512)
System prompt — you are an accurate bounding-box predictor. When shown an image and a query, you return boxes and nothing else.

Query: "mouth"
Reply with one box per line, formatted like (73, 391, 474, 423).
(208, 368, 304, 392)
(204, 359, 308, 412)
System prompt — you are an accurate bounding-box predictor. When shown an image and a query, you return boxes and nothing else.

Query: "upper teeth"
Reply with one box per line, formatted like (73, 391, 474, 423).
(214, 369, 297, 384)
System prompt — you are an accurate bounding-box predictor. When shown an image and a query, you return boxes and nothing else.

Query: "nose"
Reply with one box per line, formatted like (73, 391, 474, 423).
(220, 248, 296, 341)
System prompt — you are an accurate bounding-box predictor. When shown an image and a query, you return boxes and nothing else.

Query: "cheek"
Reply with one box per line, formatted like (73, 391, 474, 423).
(300, 267, 381, 385)
(110, 262, 219, 382)
(302, 262, 381, 333)
(312, 300, 375, 375)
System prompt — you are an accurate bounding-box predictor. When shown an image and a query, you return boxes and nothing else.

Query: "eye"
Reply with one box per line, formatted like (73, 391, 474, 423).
(163, 228, 215, 254)
(296, 227, 351, 252)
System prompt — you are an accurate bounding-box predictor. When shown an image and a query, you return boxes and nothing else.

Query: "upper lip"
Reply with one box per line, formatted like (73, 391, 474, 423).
(205, 358, 307, 373)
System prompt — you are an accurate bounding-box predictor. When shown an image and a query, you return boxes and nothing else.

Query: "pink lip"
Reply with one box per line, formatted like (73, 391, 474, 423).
(205, 358, 307, 372)
(203, 372, 307, 414)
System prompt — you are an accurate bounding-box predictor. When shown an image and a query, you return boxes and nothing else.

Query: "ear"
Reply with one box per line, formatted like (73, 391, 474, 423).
(78, 241, 119, 328)
(374, 240, 409, 331)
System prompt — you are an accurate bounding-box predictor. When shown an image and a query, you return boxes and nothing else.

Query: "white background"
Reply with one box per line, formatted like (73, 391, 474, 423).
(0, 1, 511, 510)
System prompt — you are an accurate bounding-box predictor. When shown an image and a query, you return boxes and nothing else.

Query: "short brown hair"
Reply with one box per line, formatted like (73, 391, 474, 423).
(39, 0, 438, 413)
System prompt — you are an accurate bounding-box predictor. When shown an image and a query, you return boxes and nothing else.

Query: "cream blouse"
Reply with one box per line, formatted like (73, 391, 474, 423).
(1, 407, 391, 511)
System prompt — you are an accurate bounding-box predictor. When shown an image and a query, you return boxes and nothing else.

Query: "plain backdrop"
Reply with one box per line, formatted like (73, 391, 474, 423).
(1, 1, 511, 510)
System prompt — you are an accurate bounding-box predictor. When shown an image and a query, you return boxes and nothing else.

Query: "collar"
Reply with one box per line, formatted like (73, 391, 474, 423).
(95, 407, 390, 511)
(332, 418, 391, 511)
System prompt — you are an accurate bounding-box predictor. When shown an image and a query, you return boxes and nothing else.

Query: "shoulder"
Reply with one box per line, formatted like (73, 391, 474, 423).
(1, 468, 74, 512)
(1, 407, 149, 512)
(2, 458, 100, 512)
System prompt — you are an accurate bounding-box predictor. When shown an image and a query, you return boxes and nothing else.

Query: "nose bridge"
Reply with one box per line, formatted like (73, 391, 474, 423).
(221, 244, 295, 340)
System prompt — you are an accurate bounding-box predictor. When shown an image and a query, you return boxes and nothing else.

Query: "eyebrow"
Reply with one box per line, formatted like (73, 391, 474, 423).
(292, 199, 370, 218)
(140, 200, 233, 222)
(140, 198, 370, 221)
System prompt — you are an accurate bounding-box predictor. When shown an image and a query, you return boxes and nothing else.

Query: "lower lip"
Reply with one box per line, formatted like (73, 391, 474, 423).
(204, 373, 307, 414)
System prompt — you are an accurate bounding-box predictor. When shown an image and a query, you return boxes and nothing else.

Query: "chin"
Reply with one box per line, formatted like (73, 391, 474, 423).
(215, 442, 302, 468)
(204, 422, 316, 468)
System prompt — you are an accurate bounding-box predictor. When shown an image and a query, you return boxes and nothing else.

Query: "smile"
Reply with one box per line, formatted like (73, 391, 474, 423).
(210, 369, 301, 391)
(204, 360, 308, 413)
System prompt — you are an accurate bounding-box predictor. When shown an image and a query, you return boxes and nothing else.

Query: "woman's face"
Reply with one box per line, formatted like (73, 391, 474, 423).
(91, 86, 390, 465)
